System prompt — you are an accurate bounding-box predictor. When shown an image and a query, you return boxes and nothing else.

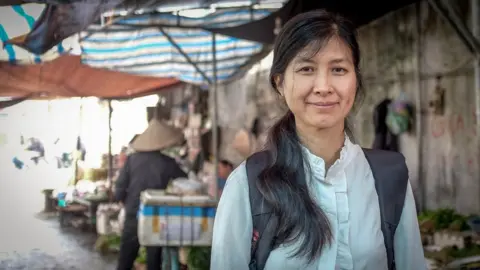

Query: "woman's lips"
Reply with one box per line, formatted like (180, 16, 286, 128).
(307, 101, 338, 107)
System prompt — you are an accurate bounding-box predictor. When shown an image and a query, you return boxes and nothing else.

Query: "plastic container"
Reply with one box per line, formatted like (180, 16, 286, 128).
(137, 190, 216, 247)
(57, 192, 67, 208)
(96, 203, 122, 235)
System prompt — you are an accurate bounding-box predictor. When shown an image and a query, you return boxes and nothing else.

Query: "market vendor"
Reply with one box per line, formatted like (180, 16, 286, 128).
(115, 118, 187, 270)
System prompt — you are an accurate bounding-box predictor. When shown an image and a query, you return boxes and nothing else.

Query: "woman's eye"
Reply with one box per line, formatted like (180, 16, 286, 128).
(298, 67, 314, 73)
(332, 67, 347, 74)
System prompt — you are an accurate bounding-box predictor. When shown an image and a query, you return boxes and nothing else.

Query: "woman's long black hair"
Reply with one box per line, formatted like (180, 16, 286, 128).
(257, 10, 364, 263)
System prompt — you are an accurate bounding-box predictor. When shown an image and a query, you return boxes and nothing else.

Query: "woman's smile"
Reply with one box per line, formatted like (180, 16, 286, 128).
(306, 101, 339, 111)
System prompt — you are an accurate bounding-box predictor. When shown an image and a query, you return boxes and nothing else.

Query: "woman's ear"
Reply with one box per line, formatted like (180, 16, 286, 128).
(274, 75, 284, 96)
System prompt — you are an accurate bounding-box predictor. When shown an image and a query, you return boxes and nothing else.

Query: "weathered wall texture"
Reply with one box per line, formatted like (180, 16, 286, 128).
(217, 1, 479, 213)
(356, 0, 478, 214)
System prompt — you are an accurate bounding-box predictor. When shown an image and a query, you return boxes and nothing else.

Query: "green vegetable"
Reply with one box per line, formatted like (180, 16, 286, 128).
(136, 247, 147, 264)
(186, 247, 211, 270)
(94, 235, 122, 254)
(425, 245, 480, 266)
(449, 245, 480, 258)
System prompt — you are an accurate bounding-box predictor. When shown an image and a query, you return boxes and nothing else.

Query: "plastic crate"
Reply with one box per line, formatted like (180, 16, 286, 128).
(137, 190, 216, 247)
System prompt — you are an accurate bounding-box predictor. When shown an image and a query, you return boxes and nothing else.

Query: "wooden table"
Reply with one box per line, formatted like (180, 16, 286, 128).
(73, 196, 109, 232)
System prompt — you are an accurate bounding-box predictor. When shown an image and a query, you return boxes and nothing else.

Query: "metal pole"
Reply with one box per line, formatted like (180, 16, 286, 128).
(472, 0, 480, 209)
(73, 99, 83, 185)
(415, 3, 426, 212)
(81, 0, 158, 42)
(159, 27, 212, 85)
(107, 99, 114, 201)
(211, 33, 219, 201)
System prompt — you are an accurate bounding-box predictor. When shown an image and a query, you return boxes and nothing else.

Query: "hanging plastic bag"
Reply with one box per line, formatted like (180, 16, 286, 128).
(386, 92, 412, 135)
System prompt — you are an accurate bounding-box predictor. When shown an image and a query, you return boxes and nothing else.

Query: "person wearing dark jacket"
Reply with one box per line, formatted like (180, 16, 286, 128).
(116, 119, 187, 270)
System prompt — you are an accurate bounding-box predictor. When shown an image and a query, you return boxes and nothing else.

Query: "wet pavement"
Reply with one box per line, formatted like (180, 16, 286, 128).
(0, 154, 118, 269)
(0, 218, 117, 270)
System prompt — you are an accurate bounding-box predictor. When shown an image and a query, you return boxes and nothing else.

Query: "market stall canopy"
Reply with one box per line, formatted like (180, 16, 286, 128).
(0, 54, 181, 98)
(0, 3, 79, 63)
(80, 7, 275, 85)
(2, 0, 420, 56)
(209, 0, 421, 44)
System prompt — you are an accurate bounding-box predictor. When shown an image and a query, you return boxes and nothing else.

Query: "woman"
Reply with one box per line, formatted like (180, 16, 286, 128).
(211, 10, 425, 270)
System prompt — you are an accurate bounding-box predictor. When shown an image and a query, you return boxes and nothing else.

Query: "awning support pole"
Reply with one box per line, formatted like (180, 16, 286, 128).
(107, 99, 114, 201)
(211, 33, 219, 201)
(159, 27, 212, 85)
(414, 2, 426, 212)
(472, 0, 480, 211)
(160, 25, 219, 200)
(81, 0, 158, 42)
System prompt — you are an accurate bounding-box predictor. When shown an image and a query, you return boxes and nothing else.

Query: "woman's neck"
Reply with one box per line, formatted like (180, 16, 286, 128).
(296, 120, 345, 169)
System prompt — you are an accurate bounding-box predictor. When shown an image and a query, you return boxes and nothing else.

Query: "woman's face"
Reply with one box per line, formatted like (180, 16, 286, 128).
(276, 37, 357, 131)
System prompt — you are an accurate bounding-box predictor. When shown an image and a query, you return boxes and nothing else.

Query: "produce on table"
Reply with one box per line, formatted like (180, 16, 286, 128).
(134, 246, 208, 269)
(424, 243, 480, 266)
(420, 209, 480, 267)
(418, 209, 470, 232)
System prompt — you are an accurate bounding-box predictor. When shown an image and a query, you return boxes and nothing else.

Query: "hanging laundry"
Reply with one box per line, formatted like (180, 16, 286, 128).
(386, 93, 413, 136)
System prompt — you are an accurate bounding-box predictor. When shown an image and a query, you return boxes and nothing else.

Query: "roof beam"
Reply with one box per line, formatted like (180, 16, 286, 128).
(427, 0, 480, 56)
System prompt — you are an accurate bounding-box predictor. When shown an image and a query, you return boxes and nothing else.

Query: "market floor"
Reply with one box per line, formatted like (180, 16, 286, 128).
(0, 156, 118, 270)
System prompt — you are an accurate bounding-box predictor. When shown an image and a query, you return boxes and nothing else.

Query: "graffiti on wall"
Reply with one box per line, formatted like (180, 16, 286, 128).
(431, 109, 477, 139)
(430, 107, 478, 210)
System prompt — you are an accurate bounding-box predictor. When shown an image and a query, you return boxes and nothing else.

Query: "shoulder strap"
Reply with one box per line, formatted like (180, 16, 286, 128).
(246, 148, 408, 270)
(246, 151, 277, 270)
(362, 148, 409, 270)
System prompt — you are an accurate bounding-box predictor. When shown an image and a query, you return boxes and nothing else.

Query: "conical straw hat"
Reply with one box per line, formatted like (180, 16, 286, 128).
(131, 119, 185, 152)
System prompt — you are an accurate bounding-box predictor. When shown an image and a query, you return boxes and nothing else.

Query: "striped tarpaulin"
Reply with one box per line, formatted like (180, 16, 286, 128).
(0, 4, 76, 64)
(80, 8, 275, 85)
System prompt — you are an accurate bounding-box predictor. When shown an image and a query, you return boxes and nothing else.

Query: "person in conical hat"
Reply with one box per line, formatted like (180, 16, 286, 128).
(116, 118, 187, 270)
(131, 119, 185, 152)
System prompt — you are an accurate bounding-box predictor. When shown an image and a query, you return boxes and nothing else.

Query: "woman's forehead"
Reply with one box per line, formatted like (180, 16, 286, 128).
(294, 37, 353, 63)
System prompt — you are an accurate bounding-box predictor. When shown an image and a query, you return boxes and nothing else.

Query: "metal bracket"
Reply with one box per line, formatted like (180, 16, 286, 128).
(427, 0, 480, 56)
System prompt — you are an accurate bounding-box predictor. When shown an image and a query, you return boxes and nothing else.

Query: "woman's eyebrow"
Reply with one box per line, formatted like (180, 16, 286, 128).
(329, 58, 351, 64)
(294, 56, 316, 64)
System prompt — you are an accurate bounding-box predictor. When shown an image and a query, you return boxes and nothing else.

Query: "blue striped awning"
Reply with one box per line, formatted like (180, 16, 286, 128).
(80, 8, 274, 85)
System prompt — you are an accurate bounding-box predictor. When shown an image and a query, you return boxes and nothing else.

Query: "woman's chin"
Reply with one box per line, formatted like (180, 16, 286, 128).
(306, 118, 339, 130)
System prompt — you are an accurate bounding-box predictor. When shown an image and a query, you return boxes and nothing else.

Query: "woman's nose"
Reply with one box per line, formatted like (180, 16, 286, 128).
(312, 73, 332, 96)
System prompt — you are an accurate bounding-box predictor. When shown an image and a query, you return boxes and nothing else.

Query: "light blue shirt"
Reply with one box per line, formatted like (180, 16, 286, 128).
(211, 137, 426, 270)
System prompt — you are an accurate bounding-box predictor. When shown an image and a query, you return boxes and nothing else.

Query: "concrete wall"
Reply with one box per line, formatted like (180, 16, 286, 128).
(355, 0, 478, 214)
(217, 1, 479, 213)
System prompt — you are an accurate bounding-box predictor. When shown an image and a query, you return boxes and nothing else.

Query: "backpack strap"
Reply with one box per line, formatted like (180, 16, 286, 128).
(246, 151, 278, 270)
(362, 148, 409, 270)
(246, 149, 408, 270)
